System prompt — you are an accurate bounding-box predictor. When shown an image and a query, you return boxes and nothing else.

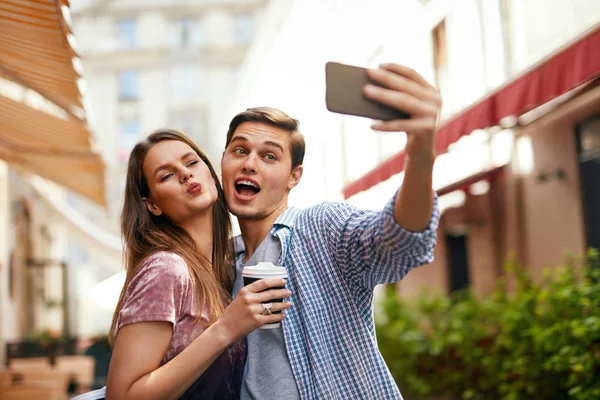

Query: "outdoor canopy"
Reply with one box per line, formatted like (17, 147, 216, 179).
(0, 0, 106, 206)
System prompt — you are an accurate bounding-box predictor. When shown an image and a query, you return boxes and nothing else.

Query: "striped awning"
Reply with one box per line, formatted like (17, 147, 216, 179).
(0, 0, 82, 114)
(0, 0, 106, 206)
(0, 94, 106, 205)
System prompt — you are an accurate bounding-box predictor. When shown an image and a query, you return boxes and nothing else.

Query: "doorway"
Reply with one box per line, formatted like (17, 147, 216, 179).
(576, 116, 600, 254)
(445, 233, 470, 292)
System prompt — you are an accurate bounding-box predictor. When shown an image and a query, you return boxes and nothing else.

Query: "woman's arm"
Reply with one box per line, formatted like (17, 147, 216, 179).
(106, 320, 229, 400)
(106, 278, 291, 400)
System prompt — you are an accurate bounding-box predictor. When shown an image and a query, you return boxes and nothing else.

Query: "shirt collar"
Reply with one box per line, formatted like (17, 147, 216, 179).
(233, 207, 301, 257)
(273, 207, 301, 229)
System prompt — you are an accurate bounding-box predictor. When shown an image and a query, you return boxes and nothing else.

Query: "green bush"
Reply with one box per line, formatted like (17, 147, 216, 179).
(376, 250, 600, 400)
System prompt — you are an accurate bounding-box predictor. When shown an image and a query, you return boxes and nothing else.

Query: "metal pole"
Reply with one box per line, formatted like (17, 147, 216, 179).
(61, 262, 70, 339)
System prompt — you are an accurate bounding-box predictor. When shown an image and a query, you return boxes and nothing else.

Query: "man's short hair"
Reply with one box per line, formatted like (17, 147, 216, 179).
(225, 107, 305, 170)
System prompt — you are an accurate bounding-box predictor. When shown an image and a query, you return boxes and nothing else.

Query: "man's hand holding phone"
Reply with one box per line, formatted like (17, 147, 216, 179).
(325, 62, 441, 162)
(363, 63, 441, 162)
(325, 61, 441, 232)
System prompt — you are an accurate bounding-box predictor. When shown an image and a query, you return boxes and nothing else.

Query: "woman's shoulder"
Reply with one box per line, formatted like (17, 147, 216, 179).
(135, 251, 190, 282)
(142, 250, 186, 267)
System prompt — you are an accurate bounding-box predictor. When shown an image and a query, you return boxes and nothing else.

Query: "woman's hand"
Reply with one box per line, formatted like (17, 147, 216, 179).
(216, 278, 292, 342)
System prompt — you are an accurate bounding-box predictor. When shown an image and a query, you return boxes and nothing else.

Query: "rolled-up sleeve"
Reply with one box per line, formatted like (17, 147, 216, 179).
(325, 192, 439, 289)
(381, 192, 439, 264)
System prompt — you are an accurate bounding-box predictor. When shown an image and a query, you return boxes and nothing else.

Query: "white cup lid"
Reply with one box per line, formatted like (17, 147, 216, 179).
(242, 262, 287, 278)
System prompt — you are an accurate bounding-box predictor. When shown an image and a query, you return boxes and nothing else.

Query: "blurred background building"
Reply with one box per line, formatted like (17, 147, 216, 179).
(0, 0, 267, 368)
(225, 0, 600, 298)
(0, 0, 114, 372)
(1, 0, 599, 389)
(68, 0, 265, 235)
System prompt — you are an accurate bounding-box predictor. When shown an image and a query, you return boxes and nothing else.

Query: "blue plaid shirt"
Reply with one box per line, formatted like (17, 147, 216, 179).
(236, 193, 439, 399)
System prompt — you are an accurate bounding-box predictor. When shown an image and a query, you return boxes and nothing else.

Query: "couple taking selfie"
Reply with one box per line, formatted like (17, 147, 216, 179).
(97, 63, 441, 400)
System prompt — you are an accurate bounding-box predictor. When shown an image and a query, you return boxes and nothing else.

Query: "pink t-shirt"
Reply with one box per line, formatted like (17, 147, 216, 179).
(117, 251, 246, 399)
(118, 251, 204, 363)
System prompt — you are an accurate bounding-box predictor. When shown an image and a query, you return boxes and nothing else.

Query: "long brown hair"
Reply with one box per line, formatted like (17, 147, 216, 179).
(109, 129, 233, 346)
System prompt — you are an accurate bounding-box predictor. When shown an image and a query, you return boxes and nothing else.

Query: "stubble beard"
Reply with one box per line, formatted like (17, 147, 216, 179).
(230, 207, 268, 221)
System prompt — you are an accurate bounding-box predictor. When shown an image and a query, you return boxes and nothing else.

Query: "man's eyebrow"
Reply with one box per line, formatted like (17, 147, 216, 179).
(230, 135, 285, 153)
(229, 136, 249, 145)
(153, 152, 197, 177)
(263, 141, 285, 153)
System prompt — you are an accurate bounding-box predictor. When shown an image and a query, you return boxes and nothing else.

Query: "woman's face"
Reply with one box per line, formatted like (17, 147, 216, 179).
(142, 140, 218, 224)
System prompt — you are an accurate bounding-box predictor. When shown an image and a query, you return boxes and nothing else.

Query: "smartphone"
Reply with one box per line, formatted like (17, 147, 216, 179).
(325, 61, 410, 121)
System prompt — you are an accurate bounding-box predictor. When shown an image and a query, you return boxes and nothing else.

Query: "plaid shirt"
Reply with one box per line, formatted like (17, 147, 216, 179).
(236, 193, 439, 399)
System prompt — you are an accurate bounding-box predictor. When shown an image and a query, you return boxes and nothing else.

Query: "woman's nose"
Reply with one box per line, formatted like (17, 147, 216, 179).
(179, 168, 193, 183)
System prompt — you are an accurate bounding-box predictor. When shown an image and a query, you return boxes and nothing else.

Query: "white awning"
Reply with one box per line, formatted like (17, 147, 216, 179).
(0, 0, 106, 206)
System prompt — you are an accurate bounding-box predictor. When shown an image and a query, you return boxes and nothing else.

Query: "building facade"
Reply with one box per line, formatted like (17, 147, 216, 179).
(224, 0, 600, 297)
(0, 2, 112, 364)
(70, 0, 267, 234)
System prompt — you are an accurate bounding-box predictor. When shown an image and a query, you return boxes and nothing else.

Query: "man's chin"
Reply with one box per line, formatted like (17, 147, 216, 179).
(231, 208, 267, 221)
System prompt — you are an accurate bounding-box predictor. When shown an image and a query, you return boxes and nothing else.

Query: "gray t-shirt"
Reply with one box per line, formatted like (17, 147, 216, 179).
(233, 234, 300, 400)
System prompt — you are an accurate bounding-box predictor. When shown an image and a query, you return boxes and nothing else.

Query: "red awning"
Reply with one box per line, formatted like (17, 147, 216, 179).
(343, 24, 600, 199)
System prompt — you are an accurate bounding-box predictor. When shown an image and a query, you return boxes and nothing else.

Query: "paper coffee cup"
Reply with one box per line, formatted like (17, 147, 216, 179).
(242, 262, 288, 329)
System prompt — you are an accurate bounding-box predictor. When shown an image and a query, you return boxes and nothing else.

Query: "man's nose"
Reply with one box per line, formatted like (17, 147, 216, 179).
(241, 153, 258, 174)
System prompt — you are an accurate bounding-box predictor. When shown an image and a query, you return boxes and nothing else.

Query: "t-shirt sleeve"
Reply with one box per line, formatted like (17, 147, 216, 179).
(117, 251, 191, 331)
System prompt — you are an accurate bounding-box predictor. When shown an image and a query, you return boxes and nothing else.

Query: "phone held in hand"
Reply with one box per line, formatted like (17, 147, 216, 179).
(325, 61, 410, 121)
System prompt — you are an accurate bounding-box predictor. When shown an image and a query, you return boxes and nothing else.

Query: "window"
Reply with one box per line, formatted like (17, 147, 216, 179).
(118, 70, 138, 101)
(234, 15, 253, 44)
(171, 112, 207, 143)
(170, 66, 198, 98)
(179, 114, 198, 139)
(170, 18, 204, 48)
(117, 19, 136, 49)
(67, 240, 89, 266)
(119, 119, 139, 162)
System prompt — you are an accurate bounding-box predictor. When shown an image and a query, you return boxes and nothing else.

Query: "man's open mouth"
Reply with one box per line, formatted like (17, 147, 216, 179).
(235, 179, 261, 198)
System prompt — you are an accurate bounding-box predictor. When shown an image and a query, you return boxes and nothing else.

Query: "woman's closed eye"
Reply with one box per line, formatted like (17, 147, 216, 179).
(159, 173, 173, 182)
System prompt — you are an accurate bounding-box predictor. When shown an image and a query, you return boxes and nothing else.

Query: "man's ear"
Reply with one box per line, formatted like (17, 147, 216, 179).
(288, 165, 303, 190)
(142, 197, 163, 216)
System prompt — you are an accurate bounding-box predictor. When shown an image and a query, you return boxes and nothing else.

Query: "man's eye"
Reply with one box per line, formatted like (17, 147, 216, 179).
(233, 148, 247, 155)
(265, 154, 276, 161)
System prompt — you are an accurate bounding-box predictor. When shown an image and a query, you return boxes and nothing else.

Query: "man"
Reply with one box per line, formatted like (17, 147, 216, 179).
(221, 63, 441, 399)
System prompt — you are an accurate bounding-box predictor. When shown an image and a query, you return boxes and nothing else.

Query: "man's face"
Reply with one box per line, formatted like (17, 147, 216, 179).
(221, 121, 302, 221)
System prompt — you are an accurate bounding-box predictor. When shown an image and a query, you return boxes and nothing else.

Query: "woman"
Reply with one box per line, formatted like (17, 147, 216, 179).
(105, 129, 291, 400)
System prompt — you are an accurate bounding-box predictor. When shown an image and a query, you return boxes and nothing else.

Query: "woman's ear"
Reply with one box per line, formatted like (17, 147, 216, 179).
(142, 197, 163, 216)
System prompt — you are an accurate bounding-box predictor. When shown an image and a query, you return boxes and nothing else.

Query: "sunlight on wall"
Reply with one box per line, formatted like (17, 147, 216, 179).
(516, 135, 535, 176)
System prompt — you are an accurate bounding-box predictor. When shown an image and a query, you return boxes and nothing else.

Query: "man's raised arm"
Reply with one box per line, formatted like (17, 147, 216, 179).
(363, 63, 441, 232)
